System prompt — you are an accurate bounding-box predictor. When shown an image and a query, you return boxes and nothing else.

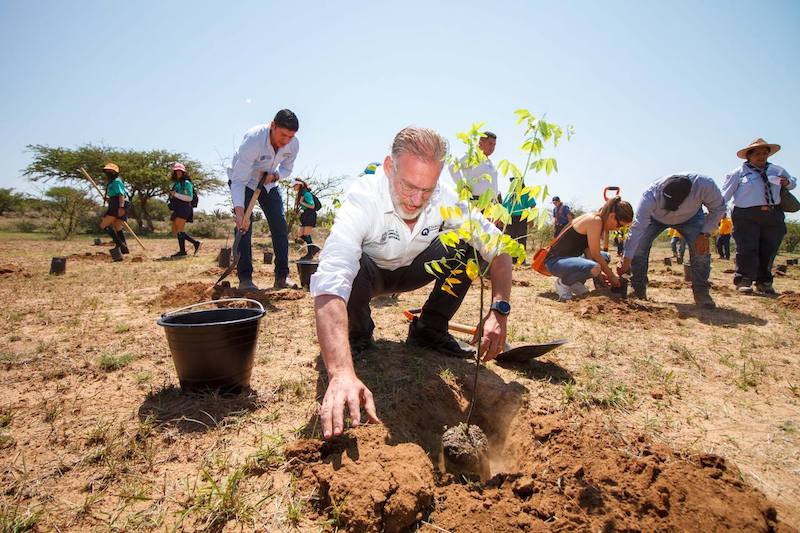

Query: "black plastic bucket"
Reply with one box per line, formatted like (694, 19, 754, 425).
(663, 257, 672, 266)
(296, 260, 319, 289)
(218, 248, 231, 268)
(683, 263, 692, 282)
(94, 238, 102, 246)
(110, 248, 123, 262)
(50, 257, 66, 275)
(611, 277, 628, 299)
(157, 298, 265, 391)
(264, 251, 273, 264)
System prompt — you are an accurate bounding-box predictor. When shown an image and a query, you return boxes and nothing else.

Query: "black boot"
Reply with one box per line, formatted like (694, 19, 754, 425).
(172, 233, 187, 258)
(106, 227, 123, 250)
(116, 230, 129, 254)
(182, 232, 202, 255)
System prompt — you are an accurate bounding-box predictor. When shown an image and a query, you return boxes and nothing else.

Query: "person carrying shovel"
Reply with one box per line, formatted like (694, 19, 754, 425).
(619, 174, 725, 309)
(311, 126, 512, 440)
(99, 163, 130, 257)
(227, 109, 300, 290)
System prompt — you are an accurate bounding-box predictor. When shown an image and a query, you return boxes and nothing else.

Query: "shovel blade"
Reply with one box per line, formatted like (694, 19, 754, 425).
(495, 339, 568, 363)
(214, 230, 243, 286)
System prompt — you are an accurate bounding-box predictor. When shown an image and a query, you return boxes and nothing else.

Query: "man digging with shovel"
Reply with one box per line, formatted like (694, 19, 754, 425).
(311, 126, 513, 440)
(227, 109, 300, 290)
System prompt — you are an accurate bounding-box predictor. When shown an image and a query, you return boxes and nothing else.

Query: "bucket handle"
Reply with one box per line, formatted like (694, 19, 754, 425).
(161, 298, 265, 319)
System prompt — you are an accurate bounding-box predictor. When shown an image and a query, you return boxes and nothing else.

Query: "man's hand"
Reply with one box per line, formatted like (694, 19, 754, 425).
(473, 311, 507, 362)
(320, 372, 380, 439)
(694, 234, 710, 255)
(266, 172, 280, 184)
(617, 257, 632, 276)
(234, 206, 250, 233)
(608, 272, 621, 288)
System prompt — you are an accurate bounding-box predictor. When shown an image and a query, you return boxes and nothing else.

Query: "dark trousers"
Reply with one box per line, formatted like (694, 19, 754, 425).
(732, 206, 786, 284)
(347, 239, 476, 339)
(716, 234, 731, 259)
(505, 215, 527, 251)
(235, 186, 289, 281)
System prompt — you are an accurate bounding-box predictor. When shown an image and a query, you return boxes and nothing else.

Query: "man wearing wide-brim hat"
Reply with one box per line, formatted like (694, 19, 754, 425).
(722, 138, 796, 295)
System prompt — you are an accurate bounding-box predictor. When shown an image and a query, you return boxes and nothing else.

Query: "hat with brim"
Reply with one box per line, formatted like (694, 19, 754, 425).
(172, 163, 186, 173)
(662, 175, 692, 211)
(291, 178, 305, 187)
(736, 138, 780, 160)
(103, 163, 119, 174)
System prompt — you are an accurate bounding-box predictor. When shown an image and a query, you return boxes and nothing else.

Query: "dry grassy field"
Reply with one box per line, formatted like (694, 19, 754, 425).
(1, 233, 799, 531)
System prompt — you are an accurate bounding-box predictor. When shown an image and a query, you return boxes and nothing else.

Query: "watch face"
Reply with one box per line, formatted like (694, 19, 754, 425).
(494, 301, 511, 315)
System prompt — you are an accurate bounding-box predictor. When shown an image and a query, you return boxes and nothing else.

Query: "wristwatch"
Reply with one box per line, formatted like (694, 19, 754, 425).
(490, 300, 511, 316)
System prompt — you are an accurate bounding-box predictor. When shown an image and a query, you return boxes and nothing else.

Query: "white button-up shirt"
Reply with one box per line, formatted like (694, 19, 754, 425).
(722, 162, 796, 208)
(310, 170, 502, 302)
(227, 124, 299, 208)
(449, 156, 499, 197)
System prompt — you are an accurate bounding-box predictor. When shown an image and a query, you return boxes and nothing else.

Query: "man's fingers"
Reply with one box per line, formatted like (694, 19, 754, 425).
(362, 389, 380, 423)
(320, 398, 334, 440)
(331, 390, 346, 437)
(346, 392, 362, 428)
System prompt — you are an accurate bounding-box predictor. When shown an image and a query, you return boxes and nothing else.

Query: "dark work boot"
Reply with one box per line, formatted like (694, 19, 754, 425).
(406, 317, 474, 358)
(116, 231, 129, 254)
(693, 289, 716, 310)
(105, 226, 123, 251)
(633, 285, 647, 300)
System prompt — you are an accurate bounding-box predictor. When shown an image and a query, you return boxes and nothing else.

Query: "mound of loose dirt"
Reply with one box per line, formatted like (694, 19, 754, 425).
(0, 263, 31, 277)
(777, 292, 800, 310)
(67, 251, 112, 262)
(288, 414, 787, 532)
(286, 425, 436, 533)
(153, 282, 214, 308)
(571, 295, 675, 320)
(210, 284, 306, 306)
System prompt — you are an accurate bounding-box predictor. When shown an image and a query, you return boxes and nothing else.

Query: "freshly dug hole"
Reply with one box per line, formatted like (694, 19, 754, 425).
(441, 423, 490, 481)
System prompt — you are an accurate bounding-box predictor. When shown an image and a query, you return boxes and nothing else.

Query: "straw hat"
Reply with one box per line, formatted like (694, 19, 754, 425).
(736, 138, 780, 160)
(103, 162, 120, 173)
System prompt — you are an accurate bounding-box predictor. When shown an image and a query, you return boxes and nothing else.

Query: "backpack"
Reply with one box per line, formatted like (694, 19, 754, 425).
(187, 179, 199, 208)
(311, 191, 321, 211)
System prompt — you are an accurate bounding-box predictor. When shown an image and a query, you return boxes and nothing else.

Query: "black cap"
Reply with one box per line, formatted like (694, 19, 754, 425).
(483, 131, 497, 139)
(552, 196, 560, 202)
(662, 176, 692, 211)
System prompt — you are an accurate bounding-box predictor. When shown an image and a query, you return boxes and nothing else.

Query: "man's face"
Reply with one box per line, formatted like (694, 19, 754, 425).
(553, 199, 561, 208)
(747, 146, 770, 168)
(384, 153, 441, 221)
(478, 136, 496, 157)
(270, 123, 296, 149)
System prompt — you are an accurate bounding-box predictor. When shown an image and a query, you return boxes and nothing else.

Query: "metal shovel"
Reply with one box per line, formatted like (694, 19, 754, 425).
(403, 308, 567, 363)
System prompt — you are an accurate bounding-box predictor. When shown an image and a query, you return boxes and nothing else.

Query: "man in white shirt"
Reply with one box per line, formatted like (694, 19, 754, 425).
(311, 126, 513, 440)
(449, 131, 500, 201)
(227, 109, 300, 290)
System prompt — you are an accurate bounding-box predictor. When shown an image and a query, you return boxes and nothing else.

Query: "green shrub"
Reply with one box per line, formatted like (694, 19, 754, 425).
(783, 221, 800, 253)
(191, 215, 228, 238)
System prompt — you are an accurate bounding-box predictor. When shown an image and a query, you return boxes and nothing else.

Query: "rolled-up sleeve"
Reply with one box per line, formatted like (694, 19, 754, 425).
(229, 133, 260, 209)
(623, 193, 655, 259)
(722, 169, 740, 203)
(700, 179, 726, 234)
(310, 191, 370, 301)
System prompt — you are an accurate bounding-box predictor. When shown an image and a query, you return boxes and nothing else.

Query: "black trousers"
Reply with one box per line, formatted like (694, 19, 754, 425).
(347, 239, 477, 339)
(505, 215, 527, 251)
(732, 206, 786, 284)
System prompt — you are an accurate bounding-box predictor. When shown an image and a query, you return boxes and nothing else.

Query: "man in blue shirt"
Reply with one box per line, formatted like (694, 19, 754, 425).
(619, 174, 725, 309)
(722, 138, 796, 295)
(552, 196, 573, 236)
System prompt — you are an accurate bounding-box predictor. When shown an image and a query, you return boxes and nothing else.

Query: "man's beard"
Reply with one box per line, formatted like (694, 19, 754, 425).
(388, 180, 426, 221)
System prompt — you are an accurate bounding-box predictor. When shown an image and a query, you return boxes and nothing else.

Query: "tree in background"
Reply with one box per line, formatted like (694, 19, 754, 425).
(23, 144, 224, 233)
(44, 186, 99, 239)
(0, 188, 27, 215)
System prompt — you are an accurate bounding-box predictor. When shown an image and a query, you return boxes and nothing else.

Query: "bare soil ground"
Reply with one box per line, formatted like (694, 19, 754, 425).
(1, 234, 799, 531)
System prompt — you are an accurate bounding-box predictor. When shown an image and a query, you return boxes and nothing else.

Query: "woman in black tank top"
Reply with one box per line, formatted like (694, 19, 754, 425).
(544, 197, 634, 301)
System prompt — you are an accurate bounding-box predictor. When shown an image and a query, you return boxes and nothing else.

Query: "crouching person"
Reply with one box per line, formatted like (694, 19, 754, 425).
(619, 174, 725, 309)
(546, 197, 633, 301)
(311, 127, 513, 440)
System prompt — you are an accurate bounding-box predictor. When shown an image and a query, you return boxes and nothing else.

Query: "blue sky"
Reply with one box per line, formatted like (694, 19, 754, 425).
(1, 0, 798, 215)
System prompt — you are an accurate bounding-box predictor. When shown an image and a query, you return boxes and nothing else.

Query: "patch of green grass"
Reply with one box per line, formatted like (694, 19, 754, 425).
(778, 420, 797, 435)
(0, 501, 40, 532)
(437, 366, 454, 381)
(188, 468, 260, 531)
(86, 421, 112, 446)
(561, 364, 637, 410)
(668, 341, 703, 371)
(734, 357, 767, 391)
(133, 372, 152, 386)
(0, 351, 19, 365)
(275, 378, 309, 399)
(0, 408, 12, 428)
(98, 352, 134, 371)
(0, 429, 14, 449)
(114, 323, 130, 334)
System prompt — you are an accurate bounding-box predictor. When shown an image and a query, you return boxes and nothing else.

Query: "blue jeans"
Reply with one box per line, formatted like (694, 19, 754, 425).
(670, 236, 686, 261)
(235, 185, 290, 282)
(716, 234, 731, 260)
(631, 209, 710, 292)
(545, 252, 611, 286)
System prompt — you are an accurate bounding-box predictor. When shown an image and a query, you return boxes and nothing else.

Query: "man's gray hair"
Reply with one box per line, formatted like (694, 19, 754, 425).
(391, 127, 448, 166)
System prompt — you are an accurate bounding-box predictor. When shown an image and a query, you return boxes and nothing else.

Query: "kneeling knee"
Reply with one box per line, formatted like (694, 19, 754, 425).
(590, 265, 601, 277)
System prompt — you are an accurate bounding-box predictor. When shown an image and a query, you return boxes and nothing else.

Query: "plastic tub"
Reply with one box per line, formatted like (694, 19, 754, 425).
(157, 298, 265, 391)
(296, 260, 319, 289)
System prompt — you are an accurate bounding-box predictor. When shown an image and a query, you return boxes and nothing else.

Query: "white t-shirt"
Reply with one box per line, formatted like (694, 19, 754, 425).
(310, 170, 502, 302)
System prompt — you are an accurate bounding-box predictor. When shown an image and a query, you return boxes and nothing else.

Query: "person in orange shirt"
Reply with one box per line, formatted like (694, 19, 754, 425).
(716, 212, 733, 260)
(668, 227, 686, 264)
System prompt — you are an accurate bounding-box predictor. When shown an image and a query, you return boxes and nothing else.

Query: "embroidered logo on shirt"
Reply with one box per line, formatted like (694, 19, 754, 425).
(379, 229, 400, 244)
(421, 224, 442, 237)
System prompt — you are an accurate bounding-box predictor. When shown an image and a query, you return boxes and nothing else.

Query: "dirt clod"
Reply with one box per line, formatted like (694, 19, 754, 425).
(441, 423, 490, 481)
(777, 293, 800, 310)
(0, 263, 30, 277)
